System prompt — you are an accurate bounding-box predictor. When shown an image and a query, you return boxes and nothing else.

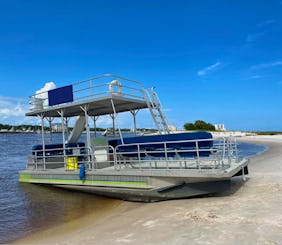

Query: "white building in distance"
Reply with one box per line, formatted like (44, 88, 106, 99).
(168, 125, 177, 131)
(214, 124, 226, 131)
(52, 123, 67, 132)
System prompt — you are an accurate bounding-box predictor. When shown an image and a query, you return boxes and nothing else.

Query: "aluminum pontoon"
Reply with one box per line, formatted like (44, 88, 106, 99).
(19, 74, 249, 202)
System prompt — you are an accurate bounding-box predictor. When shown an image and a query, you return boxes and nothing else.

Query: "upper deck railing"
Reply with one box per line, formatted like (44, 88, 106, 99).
(29, 74, 146, 112)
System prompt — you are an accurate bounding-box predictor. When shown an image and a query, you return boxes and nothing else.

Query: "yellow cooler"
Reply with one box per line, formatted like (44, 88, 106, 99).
(66, 157, 78, 170)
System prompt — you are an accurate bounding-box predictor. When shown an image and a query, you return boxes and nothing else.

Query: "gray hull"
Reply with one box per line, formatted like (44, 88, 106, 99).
(55, 180, 231, 202)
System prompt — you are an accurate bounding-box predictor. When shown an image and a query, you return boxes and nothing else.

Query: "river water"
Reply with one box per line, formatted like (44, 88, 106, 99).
(0, 133, 268, 243)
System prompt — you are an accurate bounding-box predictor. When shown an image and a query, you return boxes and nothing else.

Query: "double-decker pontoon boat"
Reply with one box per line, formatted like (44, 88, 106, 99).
(19, 74, 249, 202)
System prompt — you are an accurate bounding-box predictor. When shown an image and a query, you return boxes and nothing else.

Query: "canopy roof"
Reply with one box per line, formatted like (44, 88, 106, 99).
(26, 94, 148, 117)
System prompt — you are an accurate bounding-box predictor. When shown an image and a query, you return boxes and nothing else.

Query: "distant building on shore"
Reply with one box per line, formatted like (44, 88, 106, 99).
(214, 124, 226, 131)
(52, 123, 67, 132)
(168, 125, 177, 131)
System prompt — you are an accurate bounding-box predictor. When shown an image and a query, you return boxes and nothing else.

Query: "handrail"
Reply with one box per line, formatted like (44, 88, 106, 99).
(29, 137, 239, 171)
(30, 145, 94, 171)
(29, 74, 146, 112)
(113, 137, 238, 170)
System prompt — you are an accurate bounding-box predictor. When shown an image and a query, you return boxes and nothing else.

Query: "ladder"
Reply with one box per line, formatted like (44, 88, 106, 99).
(143, 88, 170, 134)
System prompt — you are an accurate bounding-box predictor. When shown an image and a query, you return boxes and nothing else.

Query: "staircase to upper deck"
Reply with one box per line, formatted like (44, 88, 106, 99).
(27, 74, 170, 142)
(143, 88, 170, 134)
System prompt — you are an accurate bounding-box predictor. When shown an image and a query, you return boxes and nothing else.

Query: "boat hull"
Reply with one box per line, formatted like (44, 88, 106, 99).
(19, 161, 248, 202)
(54, 180, 231, 202)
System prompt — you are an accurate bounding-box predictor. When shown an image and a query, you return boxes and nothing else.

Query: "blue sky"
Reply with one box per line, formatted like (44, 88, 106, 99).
(0, 0, 282, 131)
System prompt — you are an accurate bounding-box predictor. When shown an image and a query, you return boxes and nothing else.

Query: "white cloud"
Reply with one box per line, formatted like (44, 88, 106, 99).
(197, 62, 222, 76)
(246, 32, 264, 43)
(0, 95, 30, 124)
(257, 19, 275, 28)
(249, 75, 262, 79)
(250, 61, 282, 70)
(35, 81, 56, 99)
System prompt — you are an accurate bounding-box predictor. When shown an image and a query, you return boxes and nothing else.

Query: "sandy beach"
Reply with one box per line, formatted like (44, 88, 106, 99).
(13, 136, 282, 245)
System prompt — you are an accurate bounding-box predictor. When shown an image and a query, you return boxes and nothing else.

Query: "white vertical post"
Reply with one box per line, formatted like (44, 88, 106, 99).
(47, 117, 53, 143)
(196, 140, 200, 169)
(81, 105, 92, 170)
(110, 114, 115, 136)
(130, 110, 139, 135)
(58, 109, 66, 170)
(242, 166, 246, 181)
(92, 116, 99, 138)
(40, 114, 46, 170)
(164, 142, 168, 169)
(110, 98, 124, 144)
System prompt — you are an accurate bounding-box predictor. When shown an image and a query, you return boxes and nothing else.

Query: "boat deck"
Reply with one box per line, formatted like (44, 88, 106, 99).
(26, 94, 148, 117)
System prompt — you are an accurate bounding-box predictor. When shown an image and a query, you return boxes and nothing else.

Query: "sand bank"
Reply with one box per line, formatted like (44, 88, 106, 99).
(13, 136, 282, 245)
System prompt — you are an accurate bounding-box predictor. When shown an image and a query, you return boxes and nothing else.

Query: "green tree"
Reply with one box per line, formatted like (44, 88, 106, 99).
(184, 123, 196, 131)
(183, 120, 215, 131)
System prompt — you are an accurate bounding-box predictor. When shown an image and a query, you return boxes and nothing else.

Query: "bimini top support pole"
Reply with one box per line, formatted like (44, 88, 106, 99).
(130, 110, 139, 135)
(39, 113, 46, 170)
(57, 109, 66, 169)
(80, 105, 91, 151)
(92, 116, 99, 138)
(110, 98, 124, 144)
(46, 117, 54, 144)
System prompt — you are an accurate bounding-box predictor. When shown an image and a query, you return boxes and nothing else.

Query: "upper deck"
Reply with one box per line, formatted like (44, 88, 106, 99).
(26, 74, 149, 118)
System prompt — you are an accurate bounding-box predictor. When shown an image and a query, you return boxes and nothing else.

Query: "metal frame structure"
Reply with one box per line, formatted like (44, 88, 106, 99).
(19, 74, 249, 202)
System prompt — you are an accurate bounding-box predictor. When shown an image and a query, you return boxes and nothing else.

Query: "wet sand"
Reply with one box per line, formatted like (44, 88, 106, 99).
(13, 136, 282, 245)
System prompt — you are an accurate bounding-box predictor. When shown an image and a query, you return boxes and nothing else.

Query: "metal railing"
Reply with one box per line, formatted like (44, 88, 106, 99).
(28, 146, 95, 171)
(28, 137, 240, 172)
(29, 74, 146, 111)
(112, 137, 240, 171)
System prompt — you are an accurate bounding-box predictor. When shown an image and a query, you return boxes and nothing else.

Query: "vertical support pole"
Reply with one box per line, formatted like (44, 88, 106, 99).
(64, 117, 70, 135)
(242, 166, 246, 181)
(58, 109, 66, 170)
(47, 117, 53, 143)
(164, 142, 168, 169)
(137, 144, 141, 169)
(227, 138, 231, 166)
(222, 138, 226, 167)
(196, 140, 200, 169)
(110, 114, 115, 136)
(84, 105, 91, 151)
(81, 105, 92, 170)
(110, 98, 124, 144)
(92, 116, 99, 138)
(40, 114, 46, 170)
(130, 110, 139, 135)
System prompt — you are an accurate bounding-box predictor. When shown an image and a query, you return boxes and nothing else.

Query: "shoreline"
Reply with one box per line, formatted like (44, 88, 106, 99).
(12, 136, 282, 245)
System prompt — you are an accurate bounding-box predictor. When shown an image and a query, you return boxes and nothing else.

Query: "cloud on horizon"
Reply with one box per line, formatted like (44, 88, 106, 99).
(197, 62, 222, 76)
(257, 19, 275, 28)
(245, 32, 264, 43)
(250, 60, 282, 70)
(0, 95, 31, 124)
(248, 75, 263, 79)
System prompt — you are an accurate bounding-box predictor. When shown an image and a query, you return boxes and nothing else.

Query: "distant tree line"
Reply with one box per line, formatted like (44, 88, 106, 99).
(0, 123, 46, 131)
(184, 120, 215, 131)
(0, 123, 158, 133)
